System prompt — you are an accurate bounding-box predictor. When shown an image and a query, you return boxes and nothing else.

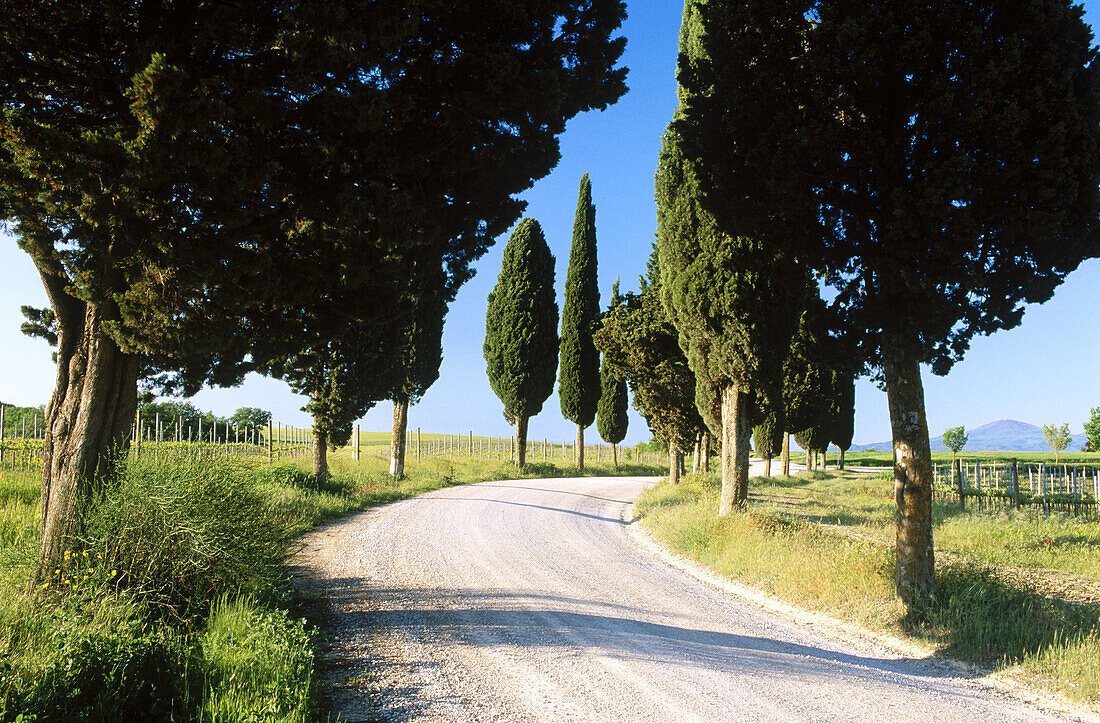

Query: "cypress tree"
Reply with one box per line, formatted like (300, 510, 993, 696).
(678, 0, 1100, 607)
(752, 404, 785, 478)
(559, 174, 602, 470)
(596, 282, 629, 469)
(594, 250, 705, 483)
(657, 2, 806, 514)
(484, 219, 559, 468)
(830, 370, 856, 470)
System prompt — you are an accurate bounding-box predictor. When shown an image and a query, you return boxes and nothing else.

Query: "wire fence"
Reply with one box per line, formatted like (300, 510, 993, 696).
(933, 459, 1100, 520)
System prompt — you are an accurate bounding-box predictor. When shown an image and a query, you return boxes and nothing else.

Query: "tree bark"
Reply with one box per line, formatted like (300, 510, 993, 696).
(838, 448, 846, 470)
(883, 338, 937, 608)
(612, 443, 618, 470)
(575, 423, 584, 470)
(668, 441, 680, 484)
(954, 457, 964, 510)
(390, 396, 409, 478)
(719, 383, 753, 515)
(781, 432, 790, 476)
(691, 433, 701, 474)
(515, 416, 528, 468)
(36, 291, 139, 585)
(700, 430, 710, 473)
(313, 425, 329, 483)
(764, 457, 772, 477)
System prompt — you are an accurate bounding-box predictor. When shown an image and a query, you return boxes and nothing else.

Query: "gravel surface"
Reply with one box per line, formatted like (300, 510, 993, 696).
(292, 471, 1094, 723)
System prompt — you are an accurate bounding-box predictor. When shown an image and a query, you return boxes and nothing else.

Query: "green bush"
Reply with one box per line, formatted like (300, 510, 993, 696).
(81, 457, 296, 621)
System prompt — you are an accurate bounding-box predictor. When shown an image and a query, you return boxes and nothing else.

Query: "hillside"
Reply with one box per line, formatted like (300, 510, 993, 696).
(854, 419, 1088, 452)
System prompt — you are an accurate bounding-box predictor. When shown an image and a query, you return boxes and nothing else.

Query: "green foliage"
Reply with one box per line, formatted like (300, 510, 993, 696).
(656, 17, 805, 426)
(200, 595, 314, 722)
(829, 371, 855, 453)
(596, 359, 629, 447)
(1042, 423, 1072, 464)
(677, 0, 1100, 376)
(1086, 408, 1100, 453)
(942, 426, 969, 455)
(753, 413, 784, 460)
(229, 407, 272, 429)
(0, 405, 44, 439)
(559, 174, 602, 429)
(18, 306, 56, 350)
(596, 283, 628, 447)
(783, 298, 837, 437)
(593, 252, 704, 452)
(484, 219, 560, 424)
(81, 457, 296, 621)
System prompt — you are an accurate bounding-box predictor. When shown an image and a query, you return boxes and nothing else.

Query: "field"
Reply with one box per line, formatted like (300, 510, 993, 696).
(634, 470, 1100, 704)
(0, 444, 662, 722)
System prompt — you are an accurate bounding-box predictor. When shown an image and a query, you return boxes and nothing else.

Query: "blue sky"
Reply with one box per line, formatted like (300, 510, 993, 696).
(1, 0, 1098, 447)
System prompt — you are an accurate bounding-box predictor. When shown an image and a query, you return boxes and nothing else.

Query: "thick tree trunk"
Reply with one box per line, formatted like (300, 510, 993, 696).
(668, 441, 680, 484)
(515, 416, 528, 468)
(839, 448, 846, 470)
(700, 430, 710, 473)
(390, 396, 408, 478)
(36, 294, 139, 585)
(883, 339, 936, 608)
(313, 426, 329, 483)
(781, 433, 790, 476)
(575, 424, 584, 470)
(764, 457, 772, 477)
(719, 383, 753, 515)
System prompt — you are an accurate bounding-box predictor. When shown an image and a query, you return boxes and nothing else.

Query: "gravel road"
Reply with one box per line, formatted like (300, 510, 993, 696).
(292, 472, 1092, 723)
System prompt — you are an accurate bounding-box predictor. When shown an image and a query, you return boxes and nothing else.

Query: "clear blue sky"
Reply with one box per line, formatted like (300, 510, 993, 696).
(2, 0, 1098, 447)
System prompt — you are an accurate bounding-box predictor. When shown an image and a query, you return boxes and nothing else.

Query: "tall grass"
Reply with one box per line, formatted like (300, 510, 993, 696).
(635, 473, 1100, 703)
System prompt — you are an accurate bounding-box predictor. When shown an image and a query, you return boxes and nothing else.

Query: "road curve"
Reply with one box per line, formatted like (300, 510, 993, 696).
(292, 474, 1086, 723)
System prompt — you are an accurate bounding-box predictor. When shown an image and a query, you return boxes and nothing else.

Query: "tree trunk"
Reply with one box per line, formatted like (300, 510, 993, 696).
(883, 338, 936, 608)
(764, 457, 772, 477)
(700, 430, 710, 473)
(313, 425, 329, 483)
(719, 383, 753, 515)
(612, 443, 618, 470)
(575, 423, 584, 470)
(954, 456, 964, 510)
(781, 433, 790, 476)
(515, 416, 528, 468)
(691, 433, 701, 474)
(839, 448, 846, 470)
(390, 396, 408, 478)
(36, 293, 139, 585)
(668, 441, 680, 484)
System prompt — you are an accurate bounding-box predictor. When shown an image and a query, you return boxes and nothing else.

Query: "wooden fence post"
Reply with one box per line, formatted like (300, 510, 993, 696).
(268, 420, 273, 463)
(417, 427, 422, 460)
(1011, 458, 1020, 510)
(356, 424, 361, 462)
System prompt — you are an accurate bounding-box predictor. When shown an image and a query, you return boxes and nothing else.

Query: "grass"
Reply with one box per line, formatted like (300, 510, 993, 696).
(0, 443, 662, 722)
(841, 450, 1100, 468)
(634, 470, 1100, 704)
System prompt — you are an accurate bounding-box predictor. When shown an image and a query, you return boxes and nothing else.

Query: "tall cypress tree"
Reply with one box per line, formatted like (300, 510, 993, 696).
(829, 370, 856, 470)
(559, 174, 602, 470)
(596, 281, 629, 469)
(594, 250, 704, 483)
(485, 219, 559, 468)
(657, 0, 806, 513)
(678, 0, 1100, 607)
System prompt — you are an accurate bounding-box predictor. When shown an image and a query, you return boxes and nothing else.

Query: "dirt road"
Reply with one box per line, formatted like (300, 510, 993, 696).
(293, 473, 1089, 722)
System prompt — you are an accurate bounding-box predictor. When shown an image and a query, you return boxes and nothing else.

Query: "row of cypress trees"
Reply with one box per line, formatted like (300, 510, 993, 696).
(653, 0, 1100, 612)
(484, 175, 629, 469)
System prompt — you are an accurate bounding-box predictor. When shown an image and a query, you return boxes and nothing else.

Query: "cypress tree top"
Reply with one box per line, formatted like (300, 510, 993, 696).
(484, 218, 559, 423)
(596, 281, 629, 446)
(559, 173, 602, 428)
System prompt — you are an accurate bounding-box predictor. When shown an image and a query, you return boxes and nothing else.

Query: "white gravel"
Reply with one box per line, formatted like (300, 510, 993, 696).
(292, 472, 1096, 723)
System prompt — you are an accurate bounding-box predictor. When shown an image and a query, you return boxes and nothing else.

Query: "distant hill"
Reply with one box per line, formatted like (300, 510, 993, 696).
(854, 419, 1088, 452)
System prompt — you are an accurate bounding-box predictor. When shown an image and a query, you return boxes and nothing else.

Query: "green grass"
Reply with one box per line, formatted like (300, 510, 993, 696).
(0, 443, 662, 722)
(842, 450, 1100, 468)
(635, 471, 1100, 703)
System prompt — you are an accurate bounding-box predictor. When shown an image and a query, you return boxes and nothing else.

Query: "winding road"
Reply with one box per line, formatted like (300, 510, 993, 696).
(292, 471, 1090, 722)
